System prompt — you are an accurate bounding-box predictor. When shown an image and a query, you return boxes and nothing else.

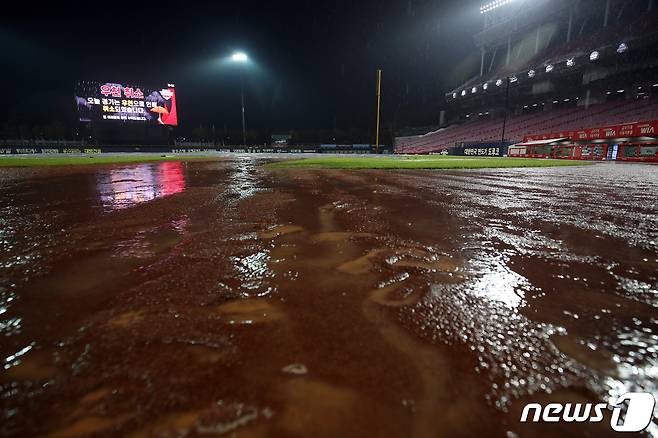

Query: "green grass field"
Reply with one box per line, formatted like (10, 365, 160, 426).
(0, 155, 217, 168)
(0, 154, 596, 169)
(265, 155, 594, 170)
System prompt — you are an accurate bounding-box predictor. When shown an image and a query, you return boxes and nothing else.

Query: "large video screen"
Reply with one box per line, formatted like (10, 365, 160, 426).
(75, 81, 178, 126)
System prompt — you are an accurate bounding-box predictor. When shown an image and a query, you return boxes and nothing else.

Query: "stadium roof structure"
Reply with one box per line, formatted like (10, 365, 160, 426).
(475, 0, 570, 49)
(446, 0, 658, 106)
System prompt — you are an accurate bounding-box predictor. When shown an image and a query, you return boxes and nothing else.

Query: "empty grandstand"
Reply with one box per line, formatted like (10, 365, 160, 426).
(396, 0, 658, 161)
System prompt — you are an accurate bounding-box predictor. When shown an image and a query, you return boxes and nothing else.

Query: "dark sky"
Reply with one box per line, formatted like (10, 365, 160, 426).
(0, 0, 483, 135)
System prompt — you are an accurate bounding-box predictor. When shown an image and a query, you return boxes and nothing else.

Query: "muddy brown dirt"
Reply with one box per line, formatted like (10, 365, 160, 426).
(0, 157, 656, 437)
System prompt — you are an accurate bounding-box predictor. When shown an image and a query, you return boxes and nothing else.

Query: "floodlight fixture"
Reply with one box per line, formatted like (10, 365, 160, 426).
(461, 89, 467, 96)
(509, 75, 518, 83)
(545, 64, 554, 73)
(589, 50, 599, 61)
(480, 0, 515, 14)
(471, 86, 477, 94)
(452, 92, 457, 99)
(483, 83, 489, 90)
(616, 42, 628, 54)
(231, 52, 248, 62)
(528, 69, 536, 78)
(495, 79, 503, 87)
(566, 58, 575, 67)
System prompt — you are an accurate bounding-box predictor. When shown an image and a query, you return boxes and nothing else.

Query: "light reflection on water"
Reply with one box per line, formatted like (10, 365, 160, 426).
(409, 246, 585, 410)
(230, 250, 276, 297)
(602, 323, 658, 436)
(403, 166, 658, 428)
(3, 343, 33, 371)
(468, 252, 530, 310)
(227, 156, 261, 201)
(96, 161, 186, 211)
(0, 287, 20, 343)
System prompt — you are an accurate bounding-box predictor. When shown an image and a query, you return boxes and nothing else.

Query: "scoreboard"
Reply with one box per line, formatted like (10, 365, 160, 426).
(75, 81, 178, 126)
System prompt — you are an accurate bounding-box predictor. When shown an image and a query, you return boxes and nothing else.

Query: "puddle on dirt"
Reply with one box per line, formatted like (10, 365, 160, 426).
(217, 298, 286, 324)
(2, 348, 56, 382)
(274, 379, 359, 436)
(337, 249, 386, 275)
(230, 250, 277, 297)
(47, 414, 132, 438)
(0, 158, 657, 437)
(107, 310, 144, 328)
(369, 279, 423, 307)
(309, 231, 374, 243)
(258, 224, 305, 239)
(96, 161, 186, 211)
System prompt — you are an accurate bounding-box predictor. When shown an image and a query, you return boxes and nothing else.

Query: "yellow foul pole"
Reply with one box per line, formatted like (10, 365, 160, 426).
(375, 69, 382, 152)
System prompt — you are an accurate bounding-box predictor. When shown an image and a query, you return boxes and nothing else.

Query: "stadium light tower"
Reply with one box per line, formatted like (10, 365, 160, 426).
(480, 0, 516, 14)
(231, 52, 249, 146)
(479, 0, 519, 34)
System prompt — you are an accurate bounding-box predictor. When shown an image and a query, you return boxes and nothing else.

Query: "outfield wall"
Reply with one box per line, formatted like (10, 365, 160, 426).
(0, 145, 393, 155)
(426, 141, 512, 157)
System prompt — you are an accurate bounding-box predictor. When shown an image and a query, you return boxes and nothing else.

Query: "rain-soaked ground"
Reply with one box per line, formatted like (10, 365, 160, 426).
(0, 155, 656, 437)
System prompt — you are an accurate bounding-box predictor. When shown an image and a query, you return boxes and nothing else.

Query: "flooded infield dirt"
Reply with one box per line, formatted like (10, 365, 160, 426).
(0, 156, 656, 437)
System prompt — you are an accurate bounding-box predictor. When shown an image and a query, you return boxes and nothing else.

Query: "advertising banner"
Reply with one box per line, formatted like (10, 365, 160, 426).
(523, 120, 658, 142)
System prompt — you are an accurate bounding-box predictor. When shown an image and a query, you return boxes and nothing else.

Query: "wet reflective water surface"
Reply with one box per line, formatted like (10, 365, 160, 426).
(0, 158, 656, 437)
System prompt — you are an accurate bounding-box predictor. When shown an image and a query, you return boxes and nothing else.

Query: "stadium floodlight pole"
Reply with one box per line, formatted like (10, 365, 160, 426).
(375, 69, 382, 152)
(231, 52, 248, 146)
(240, 71, 246, 146)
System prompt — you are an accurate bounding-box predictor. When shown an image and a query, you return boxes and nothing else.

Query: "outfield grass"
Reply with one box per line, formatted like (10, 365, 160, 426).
(0, 155, 218, 168)
(265, 155, 594, 170)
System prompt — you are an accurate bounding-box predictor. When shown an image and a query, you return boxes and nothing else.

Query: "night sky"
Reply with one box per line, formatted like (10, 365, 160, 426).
(0, 0, 484, 137)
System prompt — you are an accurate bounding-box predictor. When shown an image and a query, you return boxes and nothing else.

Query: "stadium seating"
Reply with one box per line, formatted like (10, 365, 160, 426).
(396, 97, 658, 153)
